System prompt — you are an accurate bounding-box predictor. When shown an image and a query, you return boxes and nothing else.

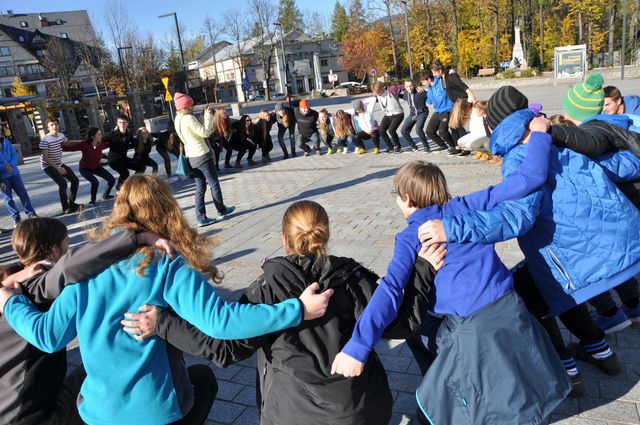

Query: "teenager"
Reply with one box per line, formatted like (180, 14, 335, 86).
(253, 110, 275, 162)
(275, 102, 297, 158)
(0, 134, 36, 223)
(400, 79, 429, 152)
(40, 117, 84, 214)
(372, 82, 404, 153)
(421, 72, 454, 153)
(134, 127, 159, 174)
(294, 100, 323, 155)
(603, 86, 640, 115)
(349, 98, 382, 154)
(104, 114, 144, 190)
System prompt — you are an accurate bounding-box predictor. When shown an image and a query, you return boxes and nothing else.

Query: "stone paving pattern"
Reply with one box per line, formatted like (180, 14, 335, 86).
(2, 78, 640, 424)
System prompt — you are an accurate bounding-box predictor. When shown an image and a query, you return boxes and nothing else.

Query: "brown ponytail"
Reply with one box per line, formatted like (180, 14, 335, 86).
(281, 200, 330, 259)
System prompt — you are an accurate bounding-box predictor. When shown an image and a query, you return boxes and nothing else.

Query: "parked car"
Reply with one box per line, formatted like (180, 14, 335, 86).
(336, 82, 369, 93)
(270, 93, 286, 101)
(254, 94, 265, 101)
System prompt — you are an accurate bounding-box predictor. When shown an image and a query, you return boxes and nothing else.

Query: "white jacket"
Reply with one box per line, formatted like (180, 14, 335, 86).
(174, 111, 213, 158)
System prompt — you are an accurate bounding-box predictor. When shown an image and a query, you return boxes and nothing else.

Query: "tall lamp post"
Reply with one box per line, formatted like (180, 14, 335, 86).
(621, 0, 628, 80)
(274, 22, 289, 97)
(400, 0, 413, 80)
(159, 12, 188, 92)
(117, 46, 132, 93)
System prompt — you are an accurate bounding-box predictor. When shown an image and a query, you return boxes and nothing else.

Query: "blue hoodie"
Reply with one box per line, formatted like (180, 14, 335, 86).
(426, 77, 453, 113)
(0, 137, 20, 180)
(623, 95, 640, 115)
(443, 108, 640, 315)
(4, 253, 303, 425)
(341, 133, 551, 363)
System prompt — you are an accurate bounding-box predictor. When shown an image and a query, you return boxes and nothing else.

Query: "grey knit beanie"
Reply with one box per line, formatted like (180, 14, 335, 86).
(486, 86, 529, 130)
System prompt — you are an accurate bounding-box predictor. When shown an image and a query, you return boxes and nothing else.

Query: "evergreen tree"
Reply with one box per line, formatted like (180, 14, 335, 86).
(331, 1, 350, 42)
(348, 0, 367, 27)
(278, 0, 303, 33)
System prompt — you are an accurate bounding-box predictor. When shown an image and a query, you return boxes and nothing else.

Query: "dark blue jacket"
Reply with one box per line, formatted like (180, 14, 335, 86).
(342, 133, 551, 362)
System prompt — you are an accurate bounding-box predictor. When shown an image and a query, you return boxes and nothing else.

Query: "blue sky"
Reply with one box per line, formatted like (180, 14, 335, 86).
(3, 0, 341, 41)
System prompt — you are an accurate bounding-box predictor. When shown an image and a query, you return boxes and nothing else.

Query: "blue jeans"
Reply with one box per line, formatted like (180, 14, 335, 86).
(79, 167, 116, 203)
(189, 154, 226, 222)
(1, 174, 36, 220)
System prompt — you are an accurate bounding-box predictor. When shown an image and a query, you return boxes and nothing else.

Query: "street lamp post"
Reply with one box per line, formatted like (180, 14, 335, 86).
(159, 12, 188, 92)
(621, 0, 628, 80)
(401, 1, 413, 80)
(274, 22, 289, 97)
(117, 46, 132, 93)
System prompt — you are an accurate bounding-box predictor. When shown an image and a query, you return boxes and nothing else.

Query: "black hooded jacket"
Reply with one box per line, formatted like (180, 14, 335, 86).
(155, 255, 435, 425)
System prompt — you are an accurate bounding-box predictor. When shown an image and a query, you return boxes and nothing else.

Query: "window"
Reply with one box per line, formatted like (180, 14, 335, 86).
(0, 47, 9, 56)
(60, 32, 68, 38)
(18, 36, 25, 43)
(20, 21, 28, 27)
(321, 59, 328, 67)
(18, 64, 41, 75)
(0, 66, 16, 77)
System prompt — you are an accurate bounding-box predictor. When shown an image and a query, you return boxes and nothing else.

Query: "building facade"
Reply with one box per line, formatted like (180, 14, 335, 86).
(192, 31, 348, 102)
(0, 10, 99, 98)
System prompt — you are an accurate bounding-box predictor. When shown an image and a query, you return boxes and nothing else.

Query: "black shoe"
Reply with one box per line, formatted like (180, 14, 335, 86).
(262, 155, 271, 163)
(102, 194, 114, 201)
(384, 148, 392, 154)
(411, 144, 419, 152)
(458, 150, 471, 157)
(224, 163, 233, 169)
(447, 148, 460, 155)
(568, 372, 585, 398)
(432, 145, 447, 152)
(291, 152, 297, 157)
(394, 147, 401, 153)
(68, 203, 84, 213)
(568, 342, 622, 376)
(315, 148, 322, 156)
(283, 153, 289, 159)
(424, 147, 432, 153)
(247, 159, 258, 166)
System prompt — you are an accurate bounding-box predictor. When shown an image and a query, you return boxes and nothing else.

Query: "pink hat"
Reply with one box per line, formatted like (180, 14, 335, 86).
(174, 92, 194, 110)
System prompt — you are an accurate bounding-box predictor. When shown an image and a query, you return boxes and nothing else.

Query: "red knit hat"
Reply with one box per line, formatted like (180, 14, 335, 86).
(299, 99, 309, 108)
(174, 92, 194, 110)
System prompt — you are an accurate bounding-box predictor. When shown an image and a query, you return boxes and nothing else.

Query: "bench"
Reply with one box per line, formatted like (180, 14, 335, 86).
(478, 68, 496, 77)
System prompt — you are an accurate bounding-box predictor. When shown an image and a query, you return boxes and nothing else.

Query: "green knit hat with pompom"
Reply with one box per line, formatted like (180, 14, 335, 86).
(562, 73, 605, 122)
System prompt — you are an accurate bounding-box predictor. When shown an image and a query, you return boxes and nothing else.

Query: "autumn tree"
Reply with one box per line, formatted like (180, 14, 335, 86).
(10, 77, 33, 97)
(250, 0, 278, 99)
(339, 22, 393, 82)
(331, 1, 350, 42)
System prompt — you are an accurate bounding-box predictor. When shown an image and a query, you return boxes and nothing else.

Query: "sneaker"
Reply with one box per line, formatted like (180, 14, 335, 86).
(68, 203, 84, 213)
(458, 150, 471, 157)
(394, 147, 402, 154)
(217, 206, 236, 220)
(447, 148, 461, 155)
(315, 149, 322, 156)
(568, 342, 622, 376)
(594, 309, 632, 333)
(224, 163, 233, 169)
(197, 217, 216, 227)
(411, 144, 419, 152)
(384, 148, 392, 154)
(622, 303, 640, 322)
(568, 372, 585, 398)
(432, 145, 447, 152)
(336, 147, 343, 153)
(472, 151, 484, 160)
(478, 153, 492, 161)
(373, 148, 380, 155)
(304, 151, 310, 157)
(13, 216, 21, 226)
(342, 147, 348, 155)
(283, 153, 289, 159)
(234, 161, 243, 169)
(27, 214, 38, 219)
(247, 159, 258, 166)
(357, 148, 365, 155)
(327, 148, 334, 155)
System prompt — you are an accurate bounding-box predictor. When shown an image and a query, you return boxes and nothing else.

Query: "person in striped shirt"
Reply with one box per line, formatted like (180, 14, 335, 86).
(39, 117, 84, 214)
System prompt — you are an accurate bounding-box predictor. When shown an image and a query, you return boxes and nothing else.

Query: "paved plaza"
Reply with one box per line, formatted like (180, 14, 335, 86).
(1, 79, 640, 424)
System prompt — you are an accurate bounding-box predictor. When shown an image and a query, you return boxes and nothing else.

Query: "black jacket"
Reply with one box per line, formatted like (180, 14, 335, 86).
(104, 129, 136, 163)
(442, 72, 469, 102)
(551, 120, 640, 206)
(0, 231, 139, 425)
(155, 255, 435, 425)
(294, 108, 319, 138)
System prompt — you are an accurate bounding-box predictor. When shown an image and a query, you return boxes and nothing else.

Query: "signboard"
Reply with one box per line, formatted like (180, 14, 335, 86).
(187, 61, 198, 70)
(293, 59, 311, 76)
(262, 80, 268, 88)
(554, 45, 587, 79)
(328, 72, 338, 83)
(370, 68, 377, 77)
(241, 77, 250, 92)
(161, 77, 172, 101)
(499, 61, 511, 68)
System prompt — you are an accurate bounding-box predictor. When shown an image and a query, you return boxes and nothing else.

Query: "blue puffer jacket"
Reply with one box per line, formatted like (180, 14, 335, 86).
(444, 108, 640, 315)
(624, 95, 640, 115)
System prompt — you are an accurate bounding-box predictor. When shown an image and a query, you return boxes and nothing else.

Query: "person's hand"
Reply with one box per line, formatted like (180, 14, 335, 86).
(298, 282, 334, 320)
(529, 116, 551, 133)
(418, 220, 446, 244)
(331, 352, 364, 377)
(418, 243, 447, 271)
(136, 232, 177, 259)
(416, 86, 425, 93)
(1, 261, 50, 288)
(57, 166, 67, 175)
(5, 164, 12, 173)
(0, 282, 22, 315)
(121, 305, 162, 340)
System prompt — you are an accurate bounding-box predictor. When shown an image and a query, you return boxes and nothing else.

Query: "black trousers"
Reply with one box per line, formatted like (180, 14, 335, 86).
(354, 130, 380, 149)
(224, 143, 246, 166)
(138, 156, 158, 173)
(170, 365, 218, 425)
(379, 113, 404, 149)
(512, 263, 604, 360)
(44, 164, 79, 210)
(109, 158, 144, 188)
(277, 125, 296, 156)
(156, 143, 176, 175)
(47, 363, 86, 425)
(589, 278, 640, 315)
(296, 132, 321, 153)
(450, 126, 468, 145)
(79, 167, 115, 203)
(425, 112, 453, 149)
(400, 112, 429, 147)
